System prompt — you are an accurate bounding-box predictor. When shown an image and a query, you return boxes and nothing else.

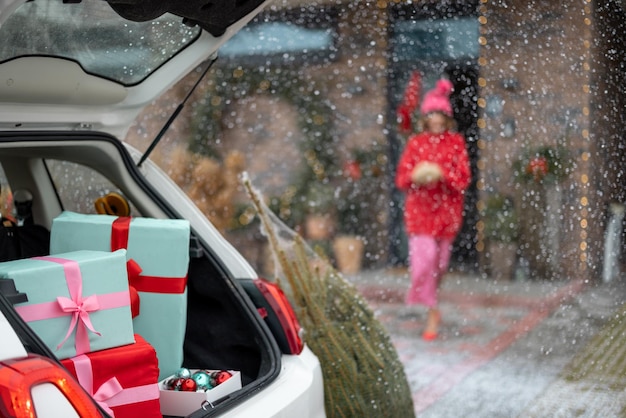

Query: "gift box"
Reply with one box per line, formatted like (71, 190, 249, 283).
(0, 250, 134, 359)
(159, 369, 242, 417)
(50, 211, 190, 379)
(62, 334, 161, 418)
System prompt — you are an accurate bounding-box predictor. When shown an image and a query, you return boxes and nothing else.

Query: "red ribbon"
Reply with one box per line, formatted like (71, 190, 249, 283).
(111, 217, 131, 252)
(111, 217, 187, 297)
(108, 217, 140, 317)
(128, 286, 140, 318)
(126, 259, 187, 294)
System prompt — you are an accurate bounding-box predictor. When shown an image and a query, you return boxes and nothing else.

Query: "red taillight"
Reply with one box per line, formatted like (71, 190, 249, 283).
(0, 354, 102, 418)
(254, 278, 304, 355)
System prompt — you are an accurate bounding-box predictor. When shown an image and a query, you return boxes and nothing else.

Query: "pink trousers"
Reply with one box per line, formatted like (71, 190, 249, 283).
(405, 235, 453, 308)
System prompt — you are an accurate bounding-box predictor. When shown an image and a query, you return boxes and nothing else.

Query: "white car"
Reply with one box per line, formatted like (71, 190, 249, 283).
(0, 0, 325, 417)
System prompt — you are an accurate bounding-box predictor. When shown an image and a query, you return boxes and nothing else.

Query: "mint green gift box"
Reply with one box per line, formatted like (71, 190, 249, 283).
(0, 250, 135, 360)
(50, 211, 190, 379)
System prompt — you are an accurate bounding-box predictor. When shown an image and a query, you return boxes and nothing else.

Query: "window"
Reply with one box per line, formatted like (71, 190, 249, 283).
(219, 9, 338, 65)
(392, 17, 480, 62)
(46, 160, 139, 216)
(0, 0, 201, 85)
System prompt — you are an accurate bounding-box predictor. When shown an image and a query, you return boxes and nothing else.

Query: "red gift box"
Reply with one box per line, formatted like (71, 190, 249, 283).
(61, 334, 160, 418)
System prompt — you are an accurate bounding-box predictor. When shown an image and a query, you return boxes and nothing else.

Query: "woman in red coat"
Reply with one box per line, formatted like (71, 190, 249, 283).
(395, 78, 471, 341)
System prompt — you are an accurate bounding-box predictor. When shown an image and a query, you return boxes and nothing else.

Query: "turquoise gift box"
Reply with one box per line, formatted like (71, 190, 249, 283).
(50, 211, 190, 380)
(0, 250, 135, 360)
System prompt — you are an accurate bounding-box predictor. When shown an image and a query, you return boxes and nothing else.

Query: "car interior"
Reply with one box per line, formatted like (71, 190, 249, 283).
(0, 133, 270, 388)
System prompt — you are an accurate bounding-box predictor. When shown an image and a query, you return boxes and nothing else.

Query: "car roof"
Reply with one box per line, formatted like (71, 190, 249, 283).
(0, 0, 271, 138)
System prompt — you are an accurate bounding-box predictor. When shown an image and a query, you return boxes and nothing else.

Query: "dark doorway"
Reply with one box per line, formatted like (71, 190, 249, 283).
(386, 2, 480, 270)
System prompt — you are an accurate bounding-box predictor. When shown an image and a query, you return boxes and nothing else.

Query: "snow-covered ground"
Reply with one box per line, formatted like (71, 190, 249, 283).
(354, 270, 626, 417)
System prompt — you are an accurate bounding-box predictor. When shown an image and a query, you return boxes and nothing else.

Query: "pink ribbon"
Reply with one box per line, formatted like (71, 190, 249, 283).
(35, 256, 101, 354)
(71, 354, 160, 416)
(73, 354, 122, 417)
(55, 293, 101, 352)
(15, 292, 129, 323)
(14, 256, 129, 356)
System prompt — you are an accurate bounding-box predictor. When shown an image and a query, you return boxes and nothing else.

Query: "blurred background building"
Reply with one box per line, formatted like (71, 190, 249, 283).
(126, 0, 626, 282)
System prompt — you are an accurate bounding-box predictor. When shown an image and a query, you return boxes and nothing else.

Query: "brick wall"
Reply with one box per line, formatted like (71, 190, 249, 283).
(478, 0, 590, 279)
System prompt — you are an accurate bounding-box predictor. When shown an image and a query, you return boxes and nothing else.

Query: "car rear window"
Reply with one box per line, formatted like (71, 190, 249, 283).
(46, 159, 140, 216)
(0, 0, 201, 85)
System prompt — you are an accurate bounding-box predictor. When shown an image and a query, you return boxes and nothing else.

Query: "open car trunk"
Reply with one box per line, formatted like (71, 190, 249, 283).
(0, 132, 280, 416)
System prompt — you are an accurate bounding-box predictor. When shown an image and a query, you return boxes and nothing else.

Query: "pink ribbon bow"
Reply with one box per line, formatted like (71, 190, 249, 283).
(68, 351, 160, 416)
(34, 256, 102, 355)
(93, 378, 124, 417)
(72, 355, 122, 417)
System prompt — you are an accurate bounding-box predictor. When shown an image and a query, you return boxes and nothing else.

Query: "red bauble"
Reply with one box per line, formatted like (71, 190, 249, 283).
(343, 160, 362, 180)
(213, 371, 233, 385)
(526, 156, 549, 181)
(181, 378, 198, 392)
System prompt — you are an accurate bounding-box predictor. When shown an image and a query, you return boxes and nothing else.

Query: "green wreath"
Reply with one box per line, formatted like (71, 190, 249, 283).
(513, 145, 573, 184)
(189, 65, 337, 228)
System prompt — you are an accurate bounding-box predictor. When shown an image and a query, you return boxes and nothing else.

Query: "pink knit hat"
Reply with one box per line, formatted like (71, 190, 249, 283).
(420, 78, 454, 117)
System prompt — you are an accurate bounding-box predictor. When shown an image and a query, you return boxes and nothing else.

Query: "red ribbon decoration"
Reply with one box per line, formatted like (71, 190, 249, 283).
(110, 217, 140, 317)
(111, 217, 132, 252)
(125, 259, 187, 294)
(111, 217, 187, 299)
(127, 286, 140, 318)
(397, 71, 422, 133)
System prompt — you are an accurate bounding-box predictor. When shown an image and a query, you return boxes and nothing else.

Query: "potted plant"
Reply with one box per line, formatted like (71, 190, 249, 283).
(303, 182, 337, 242)
(482, 193, 518, 280)
(332, 147, 384, 275)
(333, 177, 366, 275)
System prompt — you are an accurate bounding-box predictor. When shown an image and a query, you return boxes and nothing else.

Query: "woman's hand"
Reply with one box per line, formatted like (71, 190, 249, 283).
(411, 162, 443, 185)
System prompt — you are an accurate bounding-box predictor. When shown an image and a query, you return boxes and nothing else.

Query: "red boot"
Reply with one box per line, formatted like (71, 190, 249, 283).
(422, 308, 441, 341)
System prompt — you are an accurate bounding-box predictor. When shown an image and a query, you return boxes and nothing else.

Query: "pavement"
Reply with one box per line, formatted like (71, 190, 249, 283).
(345, 267, 626, 417)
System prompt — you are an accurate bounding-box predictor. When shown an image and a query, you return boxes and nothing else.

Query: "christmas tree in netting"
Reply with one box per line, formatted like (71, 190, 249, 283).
(243, 174, 415, 418)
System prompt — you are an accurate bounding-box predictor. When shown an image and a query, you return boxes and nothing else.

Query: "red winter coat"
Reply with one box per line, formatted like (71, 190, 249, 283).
(395, 130, 471, 239)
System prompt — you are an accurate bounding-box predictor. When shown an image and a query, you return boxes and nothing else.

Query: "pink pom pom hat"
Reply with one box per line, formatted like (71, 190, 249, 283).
(420, 78, 454, 117)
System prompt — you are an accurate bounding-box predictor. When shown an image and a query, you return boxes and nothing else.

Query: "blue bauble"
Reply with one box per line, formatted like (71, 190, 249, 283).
(192, 371, 213, 391)
(175, 367, 191, 379)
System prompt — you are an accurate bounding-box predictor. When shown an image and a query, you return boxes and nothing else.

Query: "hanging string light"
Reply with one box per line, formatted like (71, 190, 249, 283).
(475, 0, 489, 256)
(575, 0, 593, 274)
